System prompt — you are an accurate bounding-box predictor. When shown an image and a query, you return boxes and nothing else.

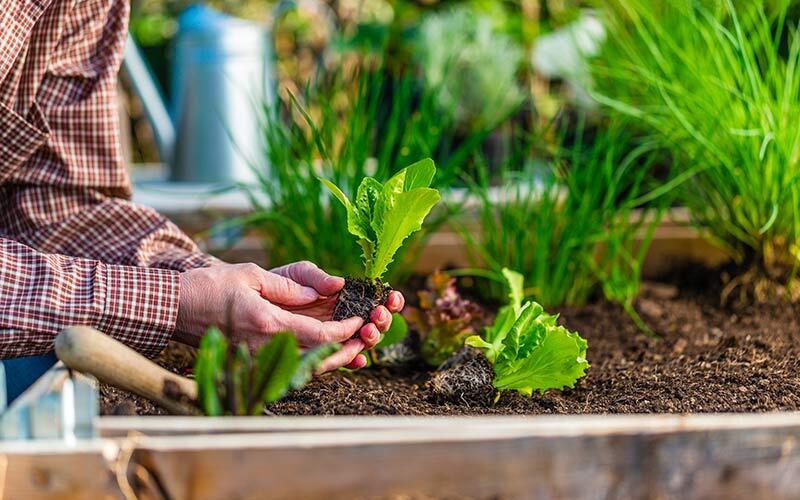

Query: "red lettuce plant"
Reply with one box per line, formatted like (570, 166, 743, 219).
(406, 271, 486, 366)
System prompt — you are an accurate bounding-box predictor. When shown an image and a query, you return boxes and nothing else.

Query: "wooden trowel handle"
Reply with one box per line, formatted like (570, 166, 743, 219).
(55, 326, 199, 416)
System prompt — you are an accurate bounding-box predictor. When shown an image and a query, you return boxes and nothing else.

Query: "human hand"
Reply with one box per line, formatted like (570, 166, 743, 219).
(174, 263, 364, 369)
(271, 261, 405, 371)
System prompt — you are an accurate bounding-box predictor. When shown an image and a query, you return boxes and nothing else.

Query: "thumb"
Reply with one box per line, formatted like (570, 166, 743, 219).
(258, 270, 320, 306)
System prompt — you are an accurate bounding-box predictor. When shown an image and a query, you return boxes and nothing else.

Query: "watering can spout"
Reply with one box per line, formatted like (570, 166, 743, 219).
(122, 35, 176, 165)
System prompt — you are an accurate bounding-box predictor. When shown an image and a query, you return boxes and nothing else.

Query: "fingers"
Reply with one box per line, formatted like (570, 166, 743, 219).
(240, 263, 319, 306)
(369, 306, 392, 333)
(385, 291, 405, 313)
(271, 261, 344, 296)
(345, 353, 368, 370)
(359, 323, 380, 348)
(316, 338, 366, 373)
(272, 307, 363, 346)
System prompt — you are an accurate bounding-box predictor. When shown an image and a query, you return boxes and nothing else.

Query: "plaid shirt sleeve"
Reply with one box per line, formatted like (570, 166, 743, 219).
(0, 0, 221, 357)
(0, 239, 179, 358)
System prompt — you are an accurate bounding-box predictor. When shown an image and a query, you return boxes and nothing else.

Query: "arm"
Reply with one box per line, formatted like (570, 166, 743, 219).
(0, 0, 215, 273)
(0, 238, 179, 358)
(3, 190, 221, 272)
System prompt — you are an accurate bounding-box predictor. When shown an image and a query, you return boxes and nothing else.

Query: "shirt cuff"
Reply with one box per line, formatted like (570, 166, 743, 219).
(96, 263, 181, 358)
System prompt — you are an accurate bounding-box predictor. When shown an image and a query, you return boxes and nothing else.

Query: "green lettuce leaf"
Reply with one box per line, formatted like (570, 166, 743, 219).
(320, 178, 372, 243)
(403, 158, 436, 190)
(376, 313, 409, 349)
(467, 269, 589, 396)
(493, 320, 589, 395)
(502, 268, 525, 315)
(319, 159, 441, 280)
(371, 188, 440, 279)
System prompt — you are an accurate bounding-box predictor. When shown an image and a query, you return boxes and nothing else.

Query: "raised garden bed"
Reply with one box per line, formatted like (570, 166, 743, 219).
(99, 264, 800, 417)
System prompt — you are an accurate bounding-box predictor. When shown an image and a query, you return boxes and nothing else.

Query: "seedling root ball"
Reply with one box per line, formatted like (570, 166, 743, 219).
(332, 277, 390, 323)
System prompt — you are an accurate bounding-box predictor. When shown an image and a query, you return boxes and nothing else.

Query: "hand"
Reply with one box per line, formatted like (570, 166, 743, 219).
(271, 261, 405, 371)
(174, 264, 364, 366)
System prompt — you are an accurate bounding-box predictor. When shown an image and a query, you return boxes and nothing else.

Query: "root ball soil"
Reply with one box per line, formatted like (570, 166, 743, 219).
(331, 277, 391, 323)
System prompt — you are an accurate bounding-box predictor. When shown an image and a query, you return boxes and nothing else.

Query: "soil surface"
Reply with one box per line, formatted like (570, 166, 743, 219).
(101, 269, 800, 416)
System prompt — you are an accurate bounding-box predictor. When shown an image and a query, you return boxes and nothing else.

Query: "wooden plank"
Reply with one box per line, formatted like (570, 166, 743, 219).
(0, 441, 120, 499)
(141, 196, 728, 280)
(98, 412, 800, 438)
(128, 417, 800, 499)
(7, 414, 800, 498)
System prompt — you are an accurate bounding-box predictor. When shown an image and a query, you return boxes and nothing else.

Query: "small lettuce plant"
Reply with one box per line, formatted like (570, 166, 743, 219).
(194, 328, 338, 416)
(466, 269, 589, 395)
(320, 159, 441, 321)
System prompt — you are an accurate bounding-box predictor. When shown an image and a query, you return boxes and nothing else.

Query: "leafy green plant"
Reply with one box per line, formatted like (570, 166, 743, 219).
(466, 268, 589, 396)
(235, 68, 482, 281)
(405, 271, 486, 366)
(194, 327, 339, 416)
(463, 114, 669, 323)
(594, 0, 800, 295)
(320, 158, 441, 282)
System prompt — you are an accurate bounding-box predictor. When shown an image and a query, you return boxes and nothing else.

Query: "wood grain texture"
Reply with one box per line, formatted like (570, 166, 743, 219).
(7, 414, 800, 499)
(0, 442, 120, 499)
(125, 414, 800, 500)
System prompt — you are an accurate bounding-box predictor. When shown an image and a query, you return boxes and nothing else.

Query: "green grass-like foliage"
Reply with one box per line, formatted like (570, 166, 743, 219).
(464, 115, 668, 318)
(194, 327, 339, 416)
(237, 68, 493, 280)
(595, 0, 800, 273)
(320, 158, 441, 281)
(466, 269, 589, 396)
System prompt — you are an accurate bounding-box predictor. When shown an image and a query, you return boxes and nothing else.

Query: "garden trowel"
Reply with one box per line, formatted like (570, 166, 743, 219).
(55, 326, 200, 415)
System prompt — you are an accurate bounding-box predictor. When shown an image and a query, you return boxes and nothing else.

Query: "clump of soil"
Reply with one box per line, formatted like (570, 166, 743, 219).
(331, 277, 390, 322)
(427, 347, 495, 406)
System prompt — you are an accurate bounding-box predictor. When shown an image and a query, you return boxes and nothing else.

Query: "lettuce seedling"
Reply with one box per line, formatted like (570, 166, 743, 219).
(406, 271, 486, 366)
(320, 158, 441, 321)
(194, 327, 339, 416)
(466, 269, 589, 395)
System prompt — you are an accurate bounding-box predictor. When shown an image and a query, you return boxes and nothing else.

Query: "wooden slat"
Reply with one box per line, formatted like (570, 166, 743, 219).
(130, 416, 800, 500)
(10, 414, 800, 498)
(0, 441, 120, 499)
(98, 412, 800, 438)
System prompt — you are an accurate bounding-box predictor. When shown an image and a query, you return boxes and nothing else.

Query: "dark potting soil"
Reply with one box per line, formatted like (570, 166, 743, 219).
(100, 270, 800, 416)
(331, 277, 390, 322)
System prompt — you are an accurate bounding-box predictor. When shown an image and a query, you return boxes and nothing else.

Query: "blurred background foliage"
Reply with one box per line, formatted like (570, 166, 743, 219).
(126, 0, 800, 312)
(128, 0, 586, 162)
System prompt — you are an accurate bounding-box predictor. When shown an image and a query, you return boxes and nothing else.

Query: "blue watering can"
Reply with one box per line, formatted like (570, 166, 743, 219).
(123, 5, 275, 185)
(123, 2, 337, 185)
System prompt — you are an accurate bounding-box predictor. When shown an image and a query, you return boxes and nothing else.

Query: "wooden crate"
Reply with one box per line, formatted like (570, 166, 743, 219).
(2, 413, 798, 499)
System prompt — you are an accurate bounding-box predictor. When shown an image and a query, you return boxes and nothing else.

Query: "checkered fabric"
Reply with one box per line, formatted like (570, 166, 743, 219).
(0, 0, 217, 358)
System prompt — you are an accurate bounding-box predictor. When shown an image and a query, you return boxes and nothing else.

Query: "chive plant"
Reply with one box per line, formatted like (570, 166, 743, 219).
(462, 114, 669, 331)
(237, 67, 492, 281)
(594, 0, 800, 295)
